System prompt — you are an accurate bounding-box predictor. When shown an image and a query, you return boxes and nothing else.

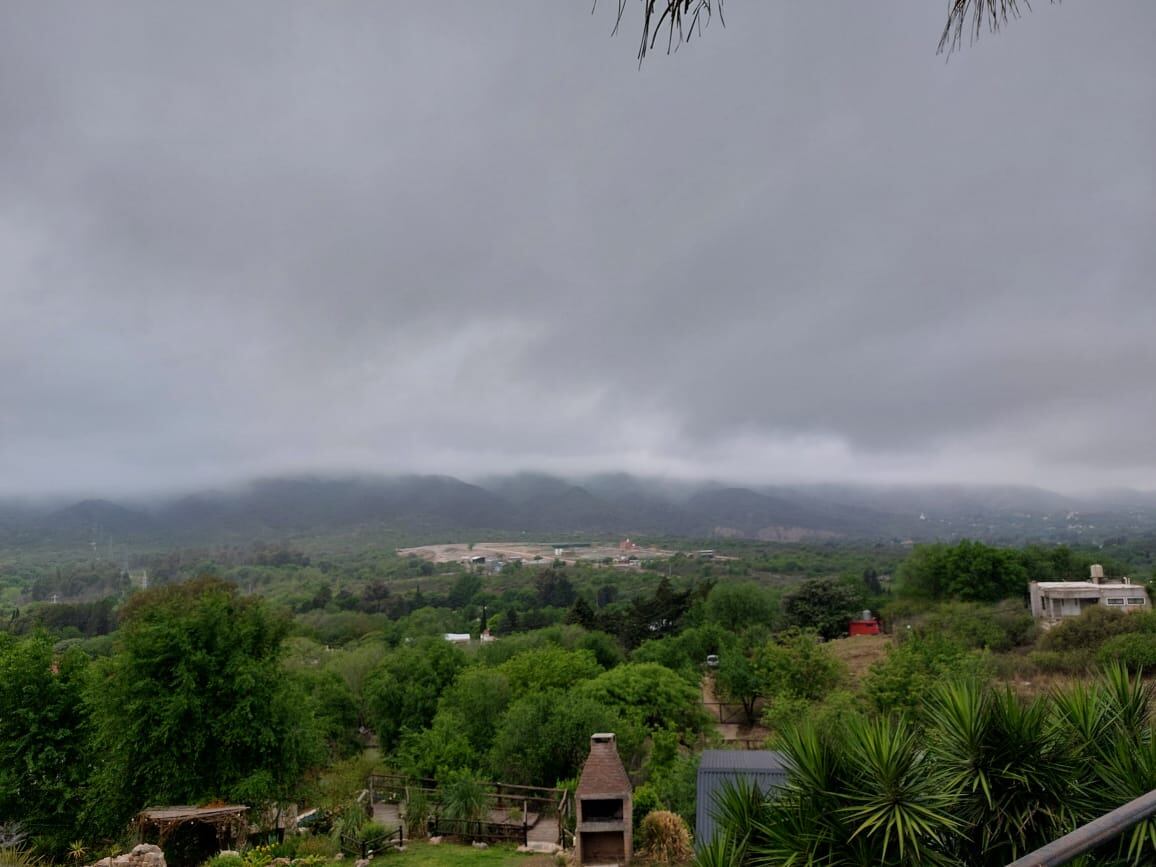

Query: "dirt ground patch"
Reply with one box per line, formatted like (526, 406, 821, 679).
(824, 634, 891, 683)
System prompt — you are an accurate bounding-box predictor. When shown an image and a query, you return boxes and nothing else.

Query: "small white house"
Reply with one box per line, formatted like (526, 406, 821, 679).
(1029, 564, 1150, 621)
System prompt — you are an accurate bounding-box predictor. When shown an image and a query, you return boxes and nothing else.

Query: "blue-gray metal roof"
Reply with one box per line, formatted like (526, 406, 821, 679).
(698, 749, 788, 772)
(695, 750, 789, 848)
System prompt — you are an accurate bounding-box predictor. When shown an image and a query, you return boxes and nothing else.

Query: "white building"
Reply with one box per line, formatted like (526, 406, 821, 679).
(1029, 564, 1150, 621)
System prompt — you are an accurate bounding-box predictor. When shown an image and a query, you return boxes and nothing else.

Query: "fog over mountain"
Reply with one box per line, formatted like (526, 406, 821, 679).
(1, 3, 1153, 497)
(4, 474, 1156, 548)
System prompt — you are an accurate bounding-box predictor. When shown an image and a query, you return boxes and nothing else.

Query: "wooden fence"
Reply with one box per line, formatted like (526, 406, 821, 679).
(367, 773, 572, 848)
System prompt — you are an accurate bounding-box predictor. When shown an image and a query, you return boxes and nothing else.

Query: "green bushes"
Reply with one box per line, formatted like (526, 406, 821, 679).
(759, 629, 846, 702)
(1098, 633, 1156, 672)
(1038, 606, 1136, 653)
(632, 783, 663, 828)
(921, 600, 1035, 652)
(863, 633, 991, 718)
(402, 787, 430, 839)
(1028, 607, 1156, 673)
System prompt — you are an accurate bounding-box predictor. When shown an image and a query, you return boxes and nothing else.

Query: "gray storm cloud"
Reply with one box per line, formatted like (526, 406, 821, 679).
(0, 1, 1153, 496)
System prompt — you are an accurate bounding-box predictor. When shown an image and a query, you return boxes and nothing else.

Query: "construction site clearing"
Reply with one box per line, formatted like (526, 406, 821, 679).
(398, 539, 680, 567)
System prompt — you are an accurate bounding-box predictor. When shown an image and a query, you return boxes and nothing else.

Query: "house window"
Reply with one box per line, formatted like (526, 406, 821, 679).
(1127, 597, 1147, 605)
(1107, 598, 1125, 605)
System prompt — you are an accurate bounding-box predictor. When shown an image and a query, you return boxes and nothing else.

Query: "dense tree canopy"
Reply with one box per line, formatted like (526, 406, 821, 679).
(897, 540, 1030, 603)
(83, 577, 323, 836)
(781, 577, 863, 639)
(0, 634, 90, 854)
(364, 638, 466, 749)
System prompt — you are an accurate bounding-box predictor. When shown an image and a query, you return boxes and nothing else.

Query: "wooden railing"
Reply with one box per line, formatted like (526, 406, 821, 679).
(367, 773, 573, 848)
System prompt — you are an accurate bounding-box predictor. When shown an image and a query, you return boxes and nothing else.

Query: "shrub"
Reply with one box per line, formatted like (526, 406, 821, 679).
(1098, 633, 1156, 673)
(289, 835, 338, 860)
(637, 810, 693, 864)
(758, 629, 846, 702)
(864, 634, 990, 717)
(647, 752, 700, 829)
(330, 801, 368, 849)
(632, 784, 663, 828)
(1038, 606, 1133, 653)
(921, 600, 1036, 652)
(441, 773, 487, 825)
(356, 821, 392, 852)
(763, 689, 860, 737)
(991, 599, 1038, 647)
(402, 787, 430, 839)
(1026, 650, 1092, 675)
(205, 856, 242, 867)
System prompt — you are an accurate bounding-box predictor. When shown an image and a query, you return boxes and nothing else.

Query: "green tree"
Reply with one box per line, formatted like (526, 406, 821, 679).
(703, 582, 777, 633)
(863, 634, 990, 718)
(448, 573, 483, 609)
(780, 577, 862, 639)
(364, 638, 466, 749)
(437, 667, 512, 754)
(0, 634, 90, 855)
(497, 646, 602, 698)
(714, 651, 762, 725)
(490, 691, 642, 787)
(758, 629, 845, 703)
(576, 662, 708, 735)
(564, 597, 596, 630)
(897, 541, 1029, 603)
(534, 568, 577, 608)
(83, 577, 324, 838)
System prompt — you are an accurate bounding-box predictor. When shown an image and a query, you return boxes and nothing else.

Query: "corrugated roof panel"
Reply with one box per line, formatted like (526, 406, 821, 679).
(698, 749, 788, 772)
(695, 751, 789, 848)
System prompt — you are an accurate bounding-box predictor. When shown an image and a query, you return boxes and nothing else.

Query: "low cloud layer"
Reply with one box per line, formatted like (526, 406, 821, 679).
(1, 2, 1153, 496)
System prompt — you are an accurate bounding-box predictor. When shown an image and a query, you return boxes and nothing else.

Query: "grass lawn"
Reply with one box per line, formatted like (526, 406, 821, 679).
(373, 842, 555, 867)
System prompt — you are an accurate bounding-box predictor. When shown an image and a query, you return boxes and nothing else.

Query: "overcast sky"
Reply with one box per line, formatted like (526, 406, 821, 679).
(1, 2, 1153, 497)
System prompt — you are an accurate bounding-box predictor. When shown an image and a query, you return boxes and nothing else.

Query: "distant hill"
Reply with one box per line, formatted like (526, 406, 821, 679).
(3, 473, 1156, 547)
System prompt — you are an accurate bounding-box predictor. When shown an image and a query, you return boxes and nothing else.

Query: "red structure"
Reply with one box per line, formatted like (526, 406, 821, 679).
(848, 610, 881, 636)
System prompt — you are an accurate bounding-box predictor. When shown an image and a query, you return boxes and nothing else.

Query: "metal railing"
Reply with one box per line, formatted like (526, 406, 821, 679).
(1006, 789, 1156, 867)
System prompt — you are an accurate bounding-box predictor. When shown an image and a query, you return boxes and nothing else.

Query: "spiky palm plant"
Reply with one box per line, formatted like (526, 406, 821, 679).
(927, 680, 1075, 865)
(704, 776, 771, 865)
(838, 715, 960, 866)
(752, 718, 958, 867)
(691, 833, 738, 867)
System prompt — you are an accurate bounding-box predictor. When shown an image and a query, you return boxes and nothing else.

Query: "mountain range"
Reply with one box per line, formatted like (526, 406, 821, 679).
(4, 473, 1156, 548)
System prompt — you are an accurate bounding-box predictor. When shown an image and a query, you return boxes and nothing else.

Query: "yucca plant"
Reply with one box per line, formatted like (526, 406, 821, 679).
(927, 680, 1074, 865)
(1099, 662, 1154, 740)
(838, 715, 960, 866)
(705, 776, 771, 865)
(751, 717, 958, 867)
(691, 833, 737, 867)
(1089, 737, 1156, 866)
